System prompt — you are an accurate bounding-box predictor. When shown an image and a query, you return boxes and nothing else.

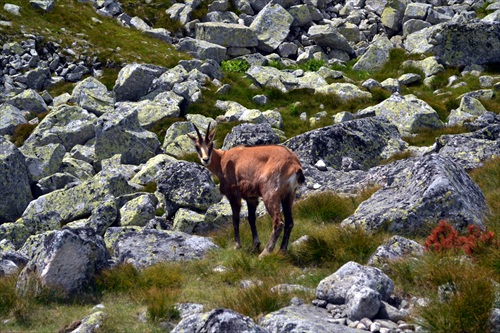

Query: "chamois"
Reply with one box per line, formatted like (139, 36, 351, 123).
(188, 124, 305, 259)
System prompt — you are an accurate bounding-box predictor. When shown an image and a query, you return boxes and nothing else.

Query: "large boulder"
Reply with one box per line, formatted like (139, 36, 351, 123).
(222, 123, 280, 149)
(215, 100, 267, 124)
(316, 261, 394, 304)
(404, 21, 500, 67)
(17, 228, 110, 297)
(342, 154, 489, 235)
(119, 193, 158, 227)
(20, 143, 66, 184)
(72, 77, 115, 116)
(352, 36, 394, 72)
(436, 123, 500, 170)
(177, 37, 227, 63)
(115, 91, 183, 130)
(7, 89, 48, 114)
(196, 22, 258, 47)
(113, 63, 166, 102)
(259, 304, 365, 333)
(308, 24, 354, 54)
(94, 108, 160, 168)
(23, 104, 97, 151)
(172, 308, 267, 333)
(367, 235, 424, 266)
(250, 3, 294, 52)
(0, 103, 27, 136)
(156, 161, 222, 212)
(0, 138, 33, 223)
(358, 93, 444, 136)
(104, 227, 218, 269)
(284, 117, 407, 170)
(20, 172, 135, 235)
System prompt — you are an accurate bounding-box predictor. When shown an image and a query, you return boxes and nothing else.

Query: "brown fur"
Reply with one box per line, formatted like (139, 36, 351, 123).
(188, 125, 304, 259)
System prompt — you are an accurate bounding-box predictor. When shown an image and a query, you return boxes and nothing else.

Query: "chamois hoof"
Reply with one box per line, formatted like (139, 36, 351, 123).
(234, 243, 242, 250)
(251, 243, 261, 254)
(258, 250, 270, 260)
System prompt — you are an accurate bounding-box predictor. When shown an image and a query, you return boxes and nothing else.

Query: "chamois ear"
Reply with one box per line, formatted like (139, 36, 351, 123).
(187, 132, 197, 143)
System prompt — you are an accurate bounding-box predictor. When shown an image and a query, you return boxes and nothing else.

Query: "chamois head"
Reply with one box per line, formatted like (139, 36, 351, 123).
(188, 123, 216, 166)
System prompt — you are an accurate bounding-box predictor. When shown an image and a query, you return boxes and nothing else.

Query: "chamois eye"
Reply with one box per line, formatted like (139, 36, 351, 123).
(195, 146, 201, 153)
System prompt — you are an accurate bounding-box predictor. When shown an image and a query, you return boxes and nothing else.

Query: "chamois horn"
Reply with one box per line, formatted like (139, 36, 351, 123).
(193, 124, 203, 142)
(205, 123, 211, 142)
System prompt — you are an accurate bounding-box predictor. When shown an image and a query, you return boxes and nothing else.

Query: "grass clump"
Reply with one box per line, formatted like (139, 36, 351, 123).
(389, 253, 496, 333)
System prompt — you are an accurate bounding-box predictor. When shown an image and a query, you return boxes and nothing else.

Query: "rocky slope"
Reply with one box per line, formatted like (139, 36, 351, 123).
(1, 0, 500, 332)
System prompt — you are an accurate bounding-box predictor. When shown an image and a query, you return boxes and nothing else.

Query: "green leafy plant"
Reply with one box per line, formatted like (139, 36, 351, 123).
(221, 59, 251, 73)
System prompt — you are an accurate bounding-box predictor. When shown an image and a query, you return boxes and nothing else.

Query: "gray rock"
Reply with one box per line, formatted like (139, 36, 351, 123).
(7, 89, 48, 114)
(491, 308, 500, 333)
(316, 261, 394, 304)
(359, 93, 444, 135)
(20, 172, 135, 235)
(222, 123, 280, 149)
(70, 311, 105, 333)
(315, 83, 372, 100)
(368, 235, 424, 266)
(23, 104, 97, 151)
(381, 0, 406, 34)
(342, 154, 489, 235)
(260, 304, 365, 333)
(346, 286, 381, 320)
(404, 21, 500, 67)
(288, 4, 313, 26)
(144, 28, 172, 44)
(119, 194, 157, 227)
(130, 154, 177, 186)
(250, 3, 293, 52)
(3, 4, 21, 16)
(105, 227, 218, 269)
(173, 208, 206, 233)
(116, 91, 182, 130)
(353, 36, 393, 72)
(0, 103, 27, 136)
(0, 138, 33, 223)
(17, 228, 110, 297)
(215, 100, 267, 123)
(20, 143, 66, 183)
(308, 24, 354, 54)
(94, 108, 160, 168)
(157, 161, 221, 212)
(402, 56, 444, 78)
(377, 301, 409, 322)
(113, 63, 166, 102)
(72, 77, 114, 116)
(436, 124, 500, 170)
(30, 0, 54, 12)
(196, 22, 258, 47)
(172, 308, 266, 333)
(284, 117, 407, 170)
(177, 37, 227, 63)
(403, 19, 432, 37)
(33, 172, 81, 196)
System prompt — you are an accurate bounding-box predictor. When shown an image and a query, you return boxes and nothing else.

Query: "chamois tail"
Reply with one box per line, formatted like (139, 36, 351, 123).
(296, 169, 305, 185)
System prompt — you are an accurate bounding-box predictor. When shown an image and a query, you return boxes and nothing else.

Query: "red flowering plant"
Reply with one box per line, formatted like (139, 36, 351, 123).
(424, 220, 498, 256)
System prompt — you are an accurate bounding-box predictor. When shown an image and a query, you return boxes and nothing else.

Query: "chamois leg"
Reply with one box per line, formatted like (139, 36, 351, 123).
(229, 199, 242, 249)
(279, 193, 295, 254)
(246, 198, 261, 253)
(259, 198, 284, 259)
